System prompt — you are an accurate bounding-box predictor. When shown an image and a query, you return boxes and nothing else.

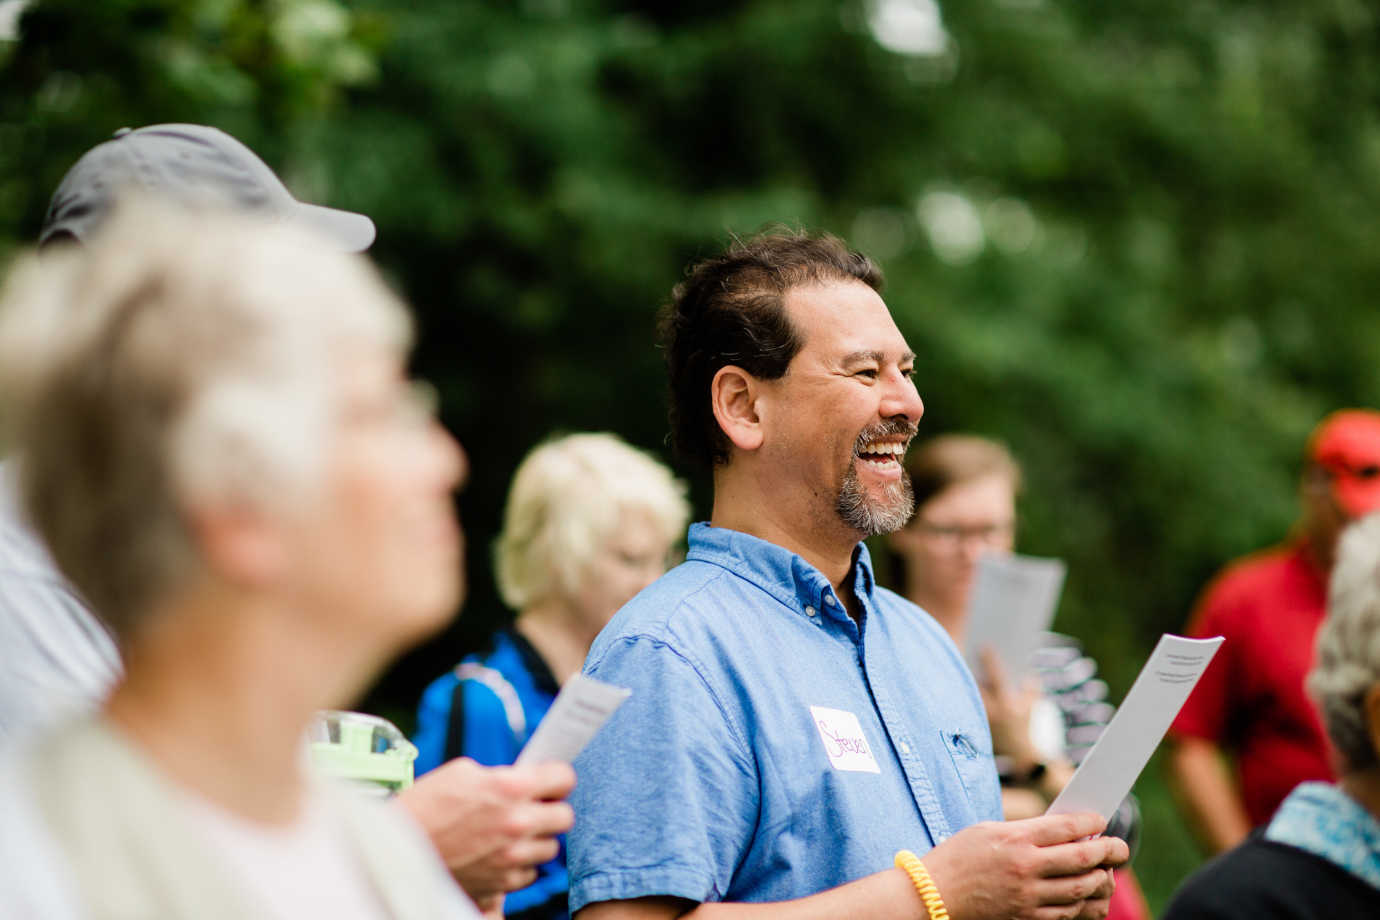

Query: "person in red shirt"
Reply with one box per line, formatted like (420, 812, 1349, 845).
(1167, 409, 1380, 855)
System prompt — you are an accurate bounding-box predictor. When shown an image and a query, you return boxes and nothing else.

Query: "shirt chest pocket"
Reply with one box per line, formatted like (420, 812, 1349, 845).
(940, 728, 1000, 818)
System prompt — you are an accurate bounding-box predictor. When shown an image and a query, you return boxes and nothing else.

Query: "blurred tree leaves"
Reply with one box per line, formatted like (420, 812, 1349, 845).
(0, 0, 378, 263)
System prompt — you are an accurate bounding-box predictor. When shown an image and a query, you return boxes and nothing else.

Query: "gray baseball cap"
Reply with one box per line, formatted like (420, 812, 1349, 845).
(40, 124, 376, 251)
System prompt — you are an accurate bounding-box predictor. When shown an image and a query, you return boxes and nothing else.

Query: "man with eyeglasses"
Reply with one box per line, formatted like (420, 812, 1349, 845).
(1167, 409, 1380, 856)
(0, 124, 573, 915)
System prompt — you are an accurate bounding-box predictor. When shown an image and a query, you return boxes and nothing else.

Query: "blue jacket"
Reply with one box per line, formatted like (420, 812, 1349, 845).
(415, 629, 567, 920)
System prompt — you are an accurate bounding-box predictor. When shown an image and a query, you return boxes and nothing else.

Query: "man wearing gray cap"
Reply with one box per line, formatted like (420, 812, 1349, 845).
(2, 123, 379, 748)
(0, 125, 573, 915)
(38, 124, 377, 250)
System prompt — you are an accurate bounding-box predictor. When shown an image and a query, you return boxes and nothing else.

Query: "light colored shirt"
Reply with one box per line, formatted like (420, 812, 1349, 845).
(569, 522, 1001, 913)
(0, 463, 120, 747)
(0, 749, 83, 920)
(0, 716, 482, 920)
(178, 780, 422, 920)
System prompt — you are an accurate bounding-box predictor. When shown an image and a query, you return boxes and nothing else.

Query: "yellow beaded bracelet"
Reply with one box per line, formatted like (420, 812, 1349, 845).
(894, 850, 951, 920)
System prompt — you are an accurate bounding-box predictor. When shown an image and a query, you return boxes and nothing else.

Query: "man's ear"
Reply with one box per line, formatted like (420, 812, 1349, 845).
(710, 365, 765, 453)
(183, 500, 289, 589)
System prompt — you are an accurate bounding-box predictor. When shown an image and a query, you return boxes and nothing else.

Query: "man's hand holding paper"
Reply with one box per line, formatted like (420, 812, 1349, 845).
(922, 812, 1129, 920)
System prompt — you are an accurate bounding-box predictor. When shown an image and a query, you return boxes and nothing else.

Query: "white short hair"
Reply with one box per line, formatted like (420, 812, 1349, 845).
(0, 196, 410, 639)
(494, 432, 690, 609)
(1310, 511, 1380, 771)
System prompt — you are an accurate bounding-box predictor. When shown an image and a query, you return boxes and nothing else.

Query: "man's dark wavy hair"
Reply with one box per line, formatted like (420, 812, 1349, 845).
(660, 230, 883, 468)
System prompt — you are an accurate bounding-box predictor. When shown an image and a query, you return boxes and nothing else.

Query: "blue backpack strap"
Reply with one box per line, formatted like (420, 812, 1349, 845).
(442, 660, 529, 766)
(443, 679, 467, 763)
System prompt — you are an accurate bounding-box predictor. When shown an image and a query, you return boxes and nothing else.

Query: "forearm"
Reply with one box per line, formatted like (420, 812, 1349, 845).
(1166, 738, 1250, 855)
(1036, 759, 1076, 802)
(576, 869, 924, 920)
(1000, 757, 1077, 820)
(1003, 750, 1076, 807)
(579, 813, 1128, 920)
(691, 870, 924, 920)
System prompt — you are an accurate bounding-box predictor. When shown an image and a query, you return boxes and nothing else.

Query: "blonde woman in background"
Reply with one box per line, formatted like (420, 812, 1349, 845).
(414, 432, 690, 920)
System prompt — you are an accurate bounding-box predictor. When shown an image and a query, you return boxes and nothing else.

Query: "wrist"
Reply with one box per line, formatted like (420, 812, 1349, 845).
(1016, 759, 1048, 786)
(997, 752, 1046, 782)
(894, 850, 950, 920)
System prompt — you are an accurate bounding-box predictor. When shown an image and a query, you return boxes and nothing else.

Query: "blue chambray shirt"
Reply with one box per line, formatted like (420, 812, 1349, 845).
(568, 523, 1001, 913)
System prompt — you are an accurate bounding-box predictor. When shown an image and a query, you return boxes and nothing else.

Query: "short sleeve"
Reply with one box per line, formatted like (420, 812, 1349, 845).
(1169, 576, 1238, 743)
(568, 635, 758, 914)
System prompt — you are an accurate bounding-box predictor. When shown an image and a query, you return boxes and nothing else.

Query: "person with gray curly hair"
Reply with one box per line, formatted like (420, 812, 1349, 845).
(0, 199, 478, 918)
(0, 126, 577, 916)
(1163, 512, 1380, 918)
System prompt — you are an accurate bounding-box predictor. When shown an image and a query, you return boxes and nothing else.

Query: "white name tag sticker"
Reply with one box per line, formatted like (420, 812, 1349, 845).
(810, 705, 881, 773)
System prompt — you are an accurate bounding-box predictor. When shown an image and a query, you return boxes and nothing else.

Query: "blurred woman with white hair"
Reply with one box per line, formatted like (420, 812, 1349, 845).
(414, 431, 689, 920)
(0, 200, 480, 918)
(1164, 511, 1380, 918)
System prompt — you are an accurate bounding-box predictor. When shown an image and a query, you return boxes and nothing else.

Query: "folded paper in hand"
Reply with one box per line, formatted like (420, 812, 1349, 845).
(516, 673, 631, 765)
(1047, 633, 1223, 821)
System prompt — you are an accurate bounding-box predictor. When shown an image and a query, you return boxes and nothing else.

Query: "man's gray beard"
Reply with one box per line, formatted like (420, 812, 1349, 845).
(835, 461, 915, 537)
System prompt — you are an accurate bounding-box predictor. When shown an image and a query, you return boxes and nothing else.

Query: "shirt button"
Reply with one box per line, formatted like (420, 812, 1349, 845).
(805, 606, 817, 617)
(824, 595, 836, 606)
(899, 741, 911, 755)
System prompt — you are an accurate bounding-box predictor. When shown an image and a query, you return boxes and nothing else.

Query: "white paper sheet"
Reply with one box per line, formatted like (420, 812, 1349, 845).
(964, 553, 1067, 684)
(515, 673, 631, 765)
(1047, 633, 1224, 821)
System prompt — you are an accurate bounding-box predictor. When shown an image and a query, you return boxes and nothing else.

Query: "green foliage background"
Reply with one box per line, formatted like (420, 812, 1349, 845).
(6, 0, 1380, 910)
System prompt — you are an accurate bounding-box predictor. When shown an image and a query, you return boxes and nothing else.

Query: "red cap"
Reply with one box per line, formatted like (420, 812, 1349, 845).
(1307, 409, 1380, 518)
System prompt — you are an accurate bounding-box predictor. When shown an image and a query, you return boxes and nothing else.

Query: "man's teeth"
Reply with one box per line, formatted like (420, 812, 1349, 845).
(857, 443, 906, 466)
(860, 442, 905, 457)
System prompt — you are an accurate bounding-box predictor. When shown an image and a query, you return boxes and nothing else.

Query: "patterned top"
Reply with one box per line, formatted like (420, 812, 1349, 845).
(1266, 782, 1380, 891)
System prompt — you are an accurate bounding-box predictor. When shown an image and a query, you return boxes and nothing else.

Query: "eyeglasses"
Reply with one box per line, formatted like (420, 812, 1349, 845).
(343, 379, 440, 431)
(911, 519, 1015, 547)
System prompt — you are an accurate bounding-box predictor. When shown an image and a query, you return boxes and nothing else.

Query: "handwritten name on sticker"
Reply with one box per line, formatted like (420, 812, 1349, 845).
(810, 705, 881, 773)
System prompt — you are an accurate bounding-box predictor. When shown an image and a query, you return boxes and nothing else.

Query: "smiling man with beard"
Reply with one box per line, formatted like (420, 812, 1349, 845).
(568, 232, 1127, 920)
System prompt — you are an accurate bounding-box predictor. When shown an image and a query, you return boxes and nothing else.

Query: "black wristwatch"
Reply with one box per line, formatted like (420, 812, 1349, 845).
(996, 757, 1049, 786)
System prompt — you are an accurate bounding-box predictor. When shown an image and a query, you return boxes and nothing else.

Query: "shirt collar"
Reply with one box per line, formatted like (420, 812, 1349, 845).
(501, 627, 562, 697)
(1265, 781, 1380, 891)
(684, 521, 876, 623)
